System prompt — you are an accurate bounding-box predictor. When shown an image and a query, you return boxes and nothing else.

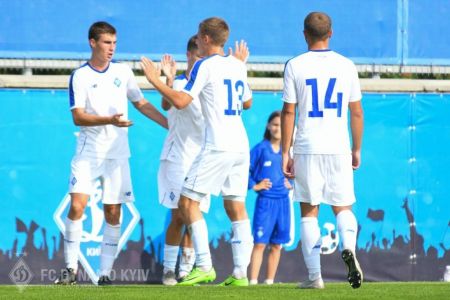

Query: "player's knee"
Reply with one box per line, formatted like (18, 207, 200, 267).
(178, 197, 189, 213)
(253, 243, 266, 251)
(224, 202, 245, 220)
(69, 201, 86, 217)
(270, 244, 282, 251)
(171, 212, 185, 228)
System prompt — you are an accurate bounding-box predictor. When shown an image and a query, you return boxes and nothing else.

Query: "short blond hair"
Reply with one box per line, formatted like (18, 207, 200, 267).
(198, 17, 229, 47)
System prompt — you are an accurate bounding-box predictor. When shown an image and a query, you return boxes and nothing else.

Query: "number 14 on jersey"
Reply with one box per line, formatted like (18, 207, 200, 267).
(307, 78, 342, 118)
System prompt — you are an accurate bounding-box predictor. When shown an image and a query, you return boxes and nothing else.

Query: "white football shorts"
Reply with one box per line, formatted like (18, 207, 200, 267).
(293, 154, 356, 206)
(68, 155, 134, 204)
(157, 159, 210, 212)
(181, 149, 249, 203)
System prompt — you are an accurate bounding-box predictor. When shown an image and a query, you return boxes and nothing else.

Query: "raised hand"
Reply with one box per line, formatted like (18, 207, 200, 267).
(140, 56, 161, 84)
(160, 54, 177, 81)
(229, 40, 250, 63)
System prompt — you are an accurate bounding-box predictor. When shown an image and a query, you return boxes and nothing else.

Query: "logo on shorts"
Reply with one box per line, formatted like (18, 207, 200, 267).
(169, 192, 175, 201)
(257, 227, 264, 238)
(71, 177, 77, 185)
(114, 78, 121, 87)
(125, 191, 132, 197)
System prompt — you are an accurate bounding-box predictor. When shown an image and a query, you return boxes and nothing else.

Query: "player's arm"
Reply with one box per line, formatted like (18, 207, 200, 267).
(349, 100, 364, 169)
(132, 99, 168, 129)
(281, 102, 296, 179)
(71, 108, 132, 127)
(140, 57, 193, 109)
(160, 54, 177, 111)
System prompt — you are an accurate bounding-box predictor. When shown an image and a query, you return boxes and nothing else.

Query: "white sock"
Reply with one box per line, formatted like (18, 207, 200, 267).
(249, 279, 258, 285)
(179, 247, 195, 277)
(100, 223, 121, 277)
(64, 218, 82, 272)
(163, 244, 179, 273)
(189, 219, 212, 271)
(300, 217, 322, 281)
(264, 279, 274, 285)
(231, 219, 253, 279)
(336, 210, 358, 252)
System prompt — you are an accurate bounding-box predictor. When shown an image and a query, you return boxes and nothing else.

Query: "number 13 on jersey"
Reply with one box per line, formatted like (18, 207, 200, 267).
(307, 78, 342, 118)
(224, 79, 245, 116)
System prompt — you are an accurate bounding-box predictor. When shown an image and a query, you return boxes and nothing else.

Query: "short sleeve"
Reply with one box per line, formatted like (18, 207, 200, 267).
(349, 63, 362, 102)
(183, 59, 209, 99)
(126, 66, 144, 102)
(282, 60, 297, 104)
(69, 71, 87, 110)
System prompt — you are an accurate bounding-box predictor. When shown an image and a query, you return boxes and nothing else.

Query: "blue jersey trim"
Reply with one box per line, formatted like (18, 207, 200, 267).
(184, 55, 215, 92)
(175, 73, 188, 81)
(283, 56, 296, 73)
(69, 63, 89, 108)
(69, 72, 75, 107)
(87, 61, 111, 73)
(310, 49, 331, 52)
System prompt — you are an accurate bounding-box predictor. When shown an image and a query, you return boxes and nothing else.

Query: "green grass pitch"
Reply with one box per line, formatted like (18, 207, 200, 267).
(1, 282, 449, 300)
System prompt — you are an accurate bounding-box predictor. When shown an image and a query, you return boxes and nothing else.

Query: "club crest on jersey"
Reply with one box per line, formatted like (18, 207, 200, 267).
(114, 78, 121, 87)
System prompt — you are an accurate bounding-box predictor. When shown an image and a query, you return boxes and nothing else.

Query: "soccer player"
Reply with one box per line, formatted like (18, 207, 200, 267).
(248, 111, 293, 285)
(55, 21, 167, 285)
(281, 12, 364, 289)
(158, 36, 210, 285)
(141, 17, 253, 286)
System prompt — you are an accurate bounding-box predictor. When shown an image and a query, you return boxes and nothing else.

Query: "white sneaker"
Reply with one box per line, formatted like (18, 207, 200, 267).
(249, 279, 258, 285)
(162, 270, 177, 286)
(299, 277, 325, 289)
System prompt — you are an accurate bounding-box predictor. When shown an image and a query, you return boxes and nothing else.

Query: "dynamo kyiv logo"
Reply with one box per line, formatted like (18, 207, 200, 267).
(53, 179, 140, 284)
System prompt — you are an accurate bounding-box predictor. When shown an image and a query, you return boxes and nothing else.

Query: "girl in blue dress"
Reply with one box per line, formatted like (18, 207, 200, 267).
(248, 111, 292, 285)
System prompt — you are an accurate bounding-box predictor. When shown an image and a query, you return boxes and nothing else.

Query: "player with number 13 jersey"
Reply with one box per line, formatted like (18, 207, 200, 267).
(184, 54, 252, 153)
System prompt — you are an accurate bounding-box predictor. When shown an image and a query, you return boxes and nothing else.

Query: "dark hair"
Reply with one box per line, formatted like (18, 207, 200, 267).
(88, 21, 116, 41)
(199, 17, 229, 47)
(187, 34, 198, 52)
(304, 12, 332, 42)
(263, 111, 281, 140)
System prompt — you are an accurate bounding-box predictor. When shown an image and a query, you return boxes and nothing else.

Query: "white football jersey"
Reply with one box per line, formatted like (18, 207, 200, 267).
(69, 61, 143, 159)
(183, 55, 252, 153)
(283, 50, 362, 154)
(160, 73, 205, 164)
